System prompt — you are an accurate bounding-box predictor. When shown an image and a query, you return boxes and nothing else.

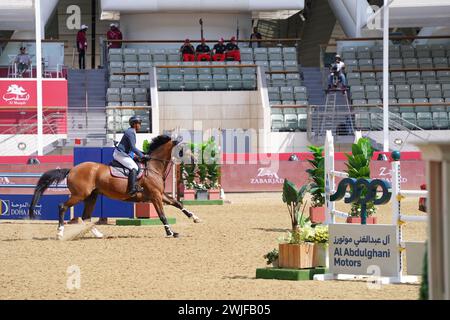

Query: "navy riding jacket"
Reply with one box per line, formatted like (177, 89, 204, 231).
(116, 127, 144, 158)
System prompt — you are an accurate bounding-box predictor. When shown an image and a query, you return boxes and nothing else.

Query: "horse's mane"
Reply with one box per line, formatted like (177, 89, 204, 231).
(147, 134, 172, 154)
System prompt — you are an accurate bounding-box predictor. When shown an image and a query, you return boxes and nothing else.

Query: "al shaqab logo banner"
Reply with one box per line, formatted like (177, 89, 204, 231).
(2, 84, 30, 105)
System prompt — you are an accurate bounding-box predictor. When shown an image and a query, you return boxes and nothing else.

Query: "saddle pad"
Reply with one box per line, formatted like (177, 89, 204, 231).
(109, 165, 144, 180)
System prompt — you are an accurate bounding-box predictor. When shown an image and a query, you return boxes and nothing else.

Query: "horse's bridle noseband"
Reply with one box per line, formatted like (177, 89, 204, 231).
(143, 156, 174, 181)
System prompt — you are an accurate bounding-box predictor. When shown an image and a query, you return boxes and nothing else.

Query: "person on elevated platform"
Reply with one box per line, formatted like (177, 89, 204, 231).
(14, 47, 31, 77)
(225, 37, 241, 62)
(180, 39, 196, 62)
(76, 24, 88, 69)
(212, 38, 226, 61)
(327, 54, 347, 91)
(196, 38, 211, 61)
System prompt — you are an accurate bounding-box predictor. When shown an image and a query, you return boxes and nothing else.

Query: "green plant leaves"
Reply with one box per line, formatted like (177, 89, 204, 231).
(282, 179, 299, 204)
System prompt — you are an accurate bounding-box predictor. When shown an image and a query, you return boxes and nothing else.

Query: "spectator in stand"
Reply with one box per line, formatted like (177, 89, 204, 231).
(107, 23, 123, 49)
(14, 47, 32, 77)
(212, 38, 226, 61)
(76, 24, 88, 69)
(327, 54, 346, 90)
(196, 38, 211, 61)
(180, 39, 195, 61)
(225, 36, 241, 62)
(249, 27, 262, 48)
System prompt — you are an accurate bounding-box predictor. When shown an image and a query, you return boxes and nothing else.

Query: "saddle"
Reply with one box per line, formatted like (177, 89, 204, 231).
(109, 160, 145, 180)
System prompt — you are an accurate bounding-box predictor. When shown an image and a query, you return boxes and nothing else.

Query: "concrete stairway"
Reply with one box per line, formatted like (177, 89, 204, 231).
(302, 67, 326, 106)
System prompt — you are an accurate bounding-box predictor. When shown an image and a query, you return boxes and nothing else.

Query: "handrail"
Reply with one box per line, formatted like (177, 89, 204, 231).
(335, 35, 450, 42)
(104, 38, 301, 44)
(270, 105, 307, 109)
(0, 38, 68, 43)
(105, 106, 151, 110)
(352, 67, 450, 73)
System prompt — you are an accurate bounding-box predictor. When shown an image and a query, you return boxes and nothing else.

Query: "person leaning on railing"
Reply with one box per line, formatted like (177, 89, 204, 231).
(196, 38, 211, 61)
(107, 23, 123, 49)
(212, 38, 226, 61)
(180, 39, 196, 61)
(14, 46, 31, 77)
(225, 36, 241, 62)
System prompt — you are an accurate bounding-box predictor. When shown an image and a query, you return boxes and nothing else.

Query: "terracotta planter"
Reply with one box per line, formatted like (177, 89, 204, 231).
(272, 259, 279, 268)
(278, 243, 314, 269)
(208, 189, 221, 200)
(184, 189, 196, 200)
(135, 203, 158, 218)
(309, 206, 325, 224)
(346, 216, 377, 224)
(313, 243, 329, 267)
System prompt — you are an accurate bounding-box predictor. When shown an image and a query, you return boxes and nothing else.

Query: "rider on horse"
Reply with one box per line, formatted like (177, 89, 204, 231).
(113, 115, 150, 195)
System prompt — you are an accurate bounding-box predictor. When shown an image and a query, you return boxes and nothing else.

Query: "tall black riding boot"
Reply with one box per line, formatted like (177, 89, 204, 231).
(127, 169, 138, 195)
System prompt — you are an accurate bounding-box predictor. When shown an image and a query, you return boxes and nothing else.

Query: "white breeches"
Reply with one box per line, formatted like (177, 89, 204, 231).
(113, 149, 139, 171)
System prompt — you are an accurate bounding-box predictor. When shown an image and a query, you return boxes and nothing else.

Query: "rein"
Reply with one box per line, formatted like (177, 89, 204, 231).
(144, 156, 174, 181)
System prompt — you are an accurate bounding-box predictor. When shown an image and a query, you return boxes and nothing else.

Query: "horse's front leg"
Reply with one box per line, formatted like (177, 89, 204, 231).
(152, 194, 178, 238)
(162, 193, 202, 223)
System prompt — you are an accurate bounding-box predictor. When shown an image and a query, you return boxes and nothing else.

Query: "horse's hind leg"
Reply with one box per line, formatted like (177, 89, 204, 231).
(57, 195, 84, 239)
(82, 191, 103, 238)
(152, 195, 178, 238)
(162, 193, 201, 223)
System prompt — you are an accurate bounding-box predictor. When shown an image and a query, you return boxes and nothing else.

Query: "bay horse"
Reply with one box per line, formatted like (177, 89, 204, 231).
(28, 135, 201, 239)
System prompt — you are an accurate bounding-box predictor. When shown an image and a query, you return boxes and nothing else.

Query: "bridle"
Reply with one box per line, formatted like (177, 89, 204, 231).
(144, 156, 174, 181)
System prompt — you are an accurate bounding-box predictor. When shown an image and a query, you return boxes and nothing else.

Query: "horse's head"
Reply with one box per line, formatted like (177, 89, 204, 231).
(145, 134, 194, 164)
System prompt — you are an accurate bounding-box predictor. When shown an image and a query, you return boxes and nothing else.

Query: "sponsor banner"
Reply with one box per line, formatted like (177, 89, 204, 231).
(0, 194, 70, 220)
(329, 224, 398, 277)
(220, 160, 425, 192)
(0, 79, 67, 107)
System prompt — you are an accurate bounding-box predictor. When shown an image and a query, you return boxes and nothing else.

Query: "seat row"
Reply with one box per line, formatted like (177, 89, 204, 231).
(268, 86, 308, 101)
(270, 108, 307, 132)
(350, 84, 450, 100)
(157, 74, 257, 91)
(266, 73, 302, 87)
(354, 109, 450, 130)
(109, 75, 150, 88)
(343, 57, 450, 71)
(108, 47, 298, 63)
(106, 88, 149, 103)
(341, 44, 450, 60)
(347, 70, 450, 86)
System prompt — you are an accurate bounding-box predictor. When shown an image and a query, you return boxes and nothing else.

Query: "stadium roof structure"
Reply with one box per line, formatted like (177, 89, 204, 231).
(0, 0, 58, 31)
(368, 0, 450, 28)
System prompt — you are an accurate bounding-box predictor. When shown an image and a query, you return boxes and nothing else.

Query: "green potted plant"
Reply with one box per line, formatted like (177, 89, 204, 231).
(345, 137, 377, 224)
(311, 225, 329, 267)
(278, 179, 314, 269)
(263, 248, 279, 268)
(307, 145, 325, 223)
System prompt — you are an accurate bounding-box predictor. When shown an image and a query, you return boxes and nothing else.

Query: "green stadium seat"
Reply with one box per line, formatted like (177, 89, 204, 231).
(371, 46, 383, 59)
(357, 46, 371, 59)
(431, 44, 446, 58)
(134, 88, 148, 102)
(181, 62, 197, 75)
(433, 112, 449, 129)
(411, 84, 426, 99)
(227, 74, 242, 90)
(269, 60, 283, 72)
(426, 84, 442, 98)
(124, 75, 139, 88)
(254, 48, 268, 61)
(138, 49, 151, 62)
(358, 59, 374, 70)
(345, 59, 358, 72)
(298, 113, 307, 131)
(183, 74, 198, 90)
(271, 107, 283, 114)
(343, 51, 356, 60)
(415, 104, 430, 112)
(361, 72, 376, 85)
(284, 112, 299, 130)
(400, 45, 415, 58)
(271, 74, 286, 87)
(109, 75, 124, 88)
(284, 60, 298, 72)
(242, 74, 257, 90)
(391, 72, 406, 85)
(255, 60, 268, 70)
(283, 47, 297, 61)
(347, 72, 361, 86)
(139, 75, 150, 88)
(109, 48, 123, 62)
(268, 87, 280, 101)
(153, 62, 167, 75)
(241, 64, 256, 74)
(389, 58, 403, 69)
(240, 48, 253, 61)
(422, 71, 437, 84)
(212, 74, 228, 90)
(416, 45, 431, 58)
(406, 71, 421, 84)
(404, 58, 418, 68)
(286, 73, 301, 86)
(438, 71, 450, 84)
(433, 57, 448, 68)
(268, 47, 282, 60)
(198, 74, 213, 90)
(168, 74, 183, 90)
(109, 61, 123, 74)
(280, 87, 294, 101)
(418, 58, 433, 69)
(294, 86, 307, 100)
(196, 61, 211, 75)
(123, 48, 138, 62)
(152, 49, 166, 62)
(365, 85, 380, 99)
(401, 112, 417, 129)
(295, 100, 308, 106)
(138, 62, 152, 74)
(396, 85, 411, 99)
(352, 99, 367, 106)
(107, 88, 120, 102)
(167, 49, 181, 62)
(124, 62, 138, 73)
(417, 112, 433, 129)
(442, 84, 450, 98)
(271, 114, 285, 131)
(157, 74, 169, 90)
(120, 88, 134, 102)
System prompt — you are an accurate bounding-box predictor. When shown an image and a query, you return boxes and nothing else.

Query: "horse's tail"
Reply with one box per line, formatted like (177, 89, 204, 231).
(29, 169, 70, 219)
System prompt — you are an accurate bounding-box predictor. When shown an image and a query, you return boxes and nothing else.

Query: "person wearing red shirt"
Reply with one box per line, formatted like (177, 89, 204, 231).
(180, 39, 195, 61)
(225, 36, 240, 62)
(196, 38, 211, 61)
(212, 38, 226, 61)
(107, 23, 123, 49)
(76, 24, 88, 69)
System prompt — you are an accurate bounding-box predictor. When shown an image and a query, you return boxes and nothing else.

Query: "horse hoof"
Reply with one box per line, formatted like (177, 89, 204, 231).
(173, 232, 179, 238)
(193, 218, 202, 223)
(57, 234, 63, 240)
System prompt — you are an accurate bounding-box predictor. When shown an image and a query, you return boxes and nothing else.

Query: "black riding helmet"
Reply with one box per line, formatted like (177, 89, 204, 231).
(129, 115, 142, 127)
